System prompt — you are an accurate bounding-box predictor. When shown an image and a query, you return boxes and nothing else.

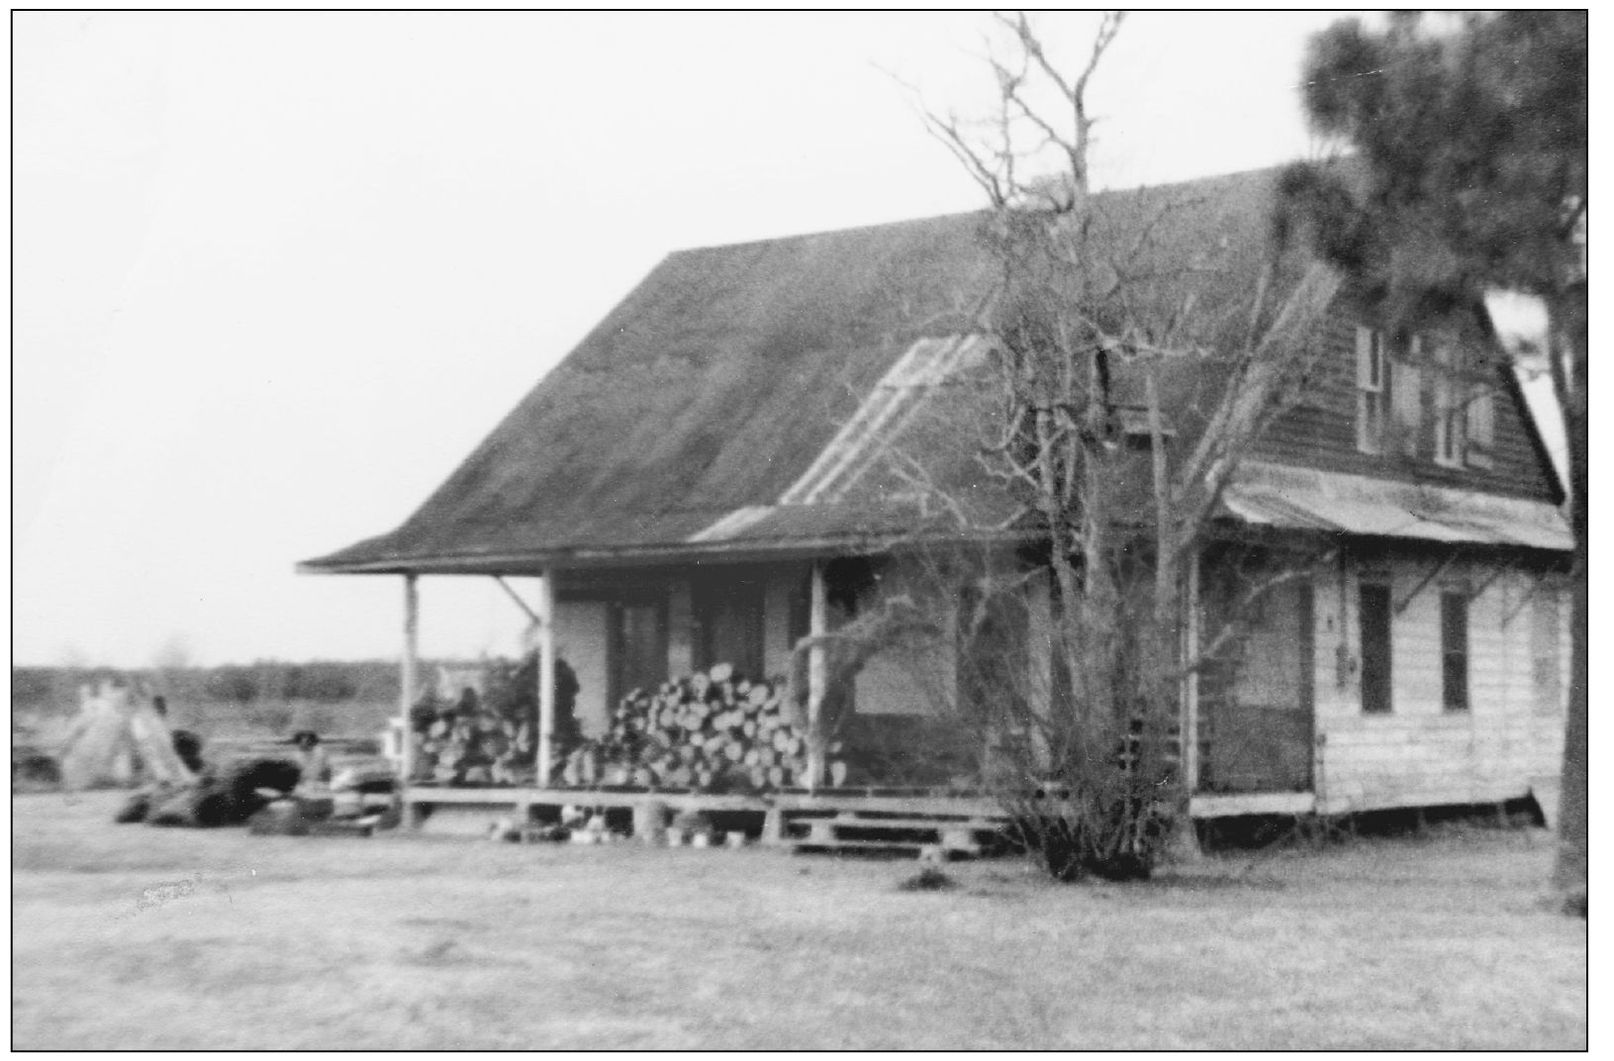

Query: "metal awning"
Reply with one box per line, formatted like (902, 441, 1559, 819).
(1221, 460, 1572, 552)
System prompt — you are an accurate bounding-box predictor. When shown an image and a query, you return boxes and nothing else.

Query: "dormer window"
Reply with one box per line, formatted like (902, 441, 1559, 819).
(1433, 338, 1465, 468)
(1465, 367, 1496, 470)
(1358, 325, 1494, 469)
(1432, 338, 1496, 469)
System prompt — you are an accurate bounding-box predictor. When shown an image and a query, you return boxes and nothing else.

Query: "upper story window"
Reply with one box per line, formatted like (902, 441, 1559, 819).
(1356, 327, 1422, 457)
(1432, 338, 1496, 470)
(1355, 327, 1389, 455)
(1357, 325, 1495, 469)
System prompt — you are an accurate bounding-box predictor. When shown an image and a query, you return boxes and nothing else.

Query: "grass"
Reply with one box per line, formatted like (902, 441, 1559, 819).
(10, 793, 1586, 1050)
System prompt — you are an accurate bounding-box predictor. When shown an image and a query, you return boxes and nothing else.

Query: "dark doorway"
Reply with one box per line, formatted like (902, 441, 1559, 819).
(693, 572, 766, 679)
(608, 596, 668, 707)
(1199, 579, 1317, 794)
(1360, 582, 1393, 714)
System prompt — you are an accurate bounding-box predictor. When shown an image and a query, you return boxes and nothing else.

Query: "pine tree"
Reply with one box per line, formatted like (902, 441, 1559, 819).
(1276, 11, 1586, 912)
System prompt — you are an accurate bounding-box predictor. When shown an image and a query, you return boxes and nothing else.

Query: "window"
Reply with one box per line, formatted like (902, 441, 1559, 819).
(1359, 582, 1393, 714)
(1465, 371, 1495, 469)
(1390, 335, 1423, 456)
(1355, 327, 1388, 454)
(1432, 340, 1464, 466)
(1440, 591, 1469, 711)
(1432, 338, 1496, 469)
(1531, 582, 1563, 714)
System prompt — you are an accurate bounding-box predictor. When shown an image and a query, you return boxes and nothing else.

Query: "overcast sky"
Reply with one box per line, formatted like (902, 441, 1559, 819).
(14, 11, 1361, 668)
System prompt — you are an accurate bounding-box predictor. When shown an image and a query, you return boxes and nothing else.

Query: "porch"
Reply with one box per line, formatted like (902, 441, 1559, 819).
(365, 547, 1328, 833)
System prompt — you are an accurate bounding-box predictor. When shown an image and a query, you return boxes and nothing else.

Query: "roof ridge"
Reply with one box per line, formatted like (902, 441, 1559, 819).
(667, 207, 987, 257)
(666, 161, 1306, 257)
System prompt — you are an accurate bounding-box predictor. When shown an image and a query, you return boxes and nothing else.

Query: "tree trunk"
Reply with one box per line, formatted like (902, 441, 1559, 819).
(1549, 283, 1586, 911)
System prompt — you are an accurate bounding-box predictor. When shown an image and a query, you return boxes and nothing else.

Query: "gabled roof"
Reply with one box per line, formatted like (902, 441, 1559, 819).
(301, 163, 1566, 575)
(305, 207, 1005, 573)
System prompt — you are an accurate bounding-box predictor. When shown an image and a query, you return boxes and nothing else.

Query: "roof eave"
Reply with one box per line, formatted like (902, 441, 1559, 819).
(297, 527, 1042, 576)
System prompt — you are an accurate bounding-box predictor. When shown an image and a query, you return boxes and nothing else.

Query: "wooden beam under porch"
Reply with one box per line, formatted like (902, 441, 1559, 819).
(400, 785, 1319, 825)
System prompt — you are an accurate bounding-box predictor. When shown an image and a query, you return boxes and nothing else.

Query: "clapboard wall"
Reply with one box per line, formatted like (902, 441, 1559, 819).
(1254, 304, 1560, 504)
(1311, 549, 1569, 814)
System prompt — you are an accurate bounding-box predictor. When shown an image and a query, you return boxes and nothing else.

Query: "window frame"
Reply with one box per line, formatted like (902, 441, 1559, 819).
(1431, 339, 1466, 467)
(1389, 334, 1423, 457)
(1464, 362, 1496, 470)
(1355, 327, 1389, 456)
(1439, 590, 1470, 712)
(1359, 581, 1394, 715)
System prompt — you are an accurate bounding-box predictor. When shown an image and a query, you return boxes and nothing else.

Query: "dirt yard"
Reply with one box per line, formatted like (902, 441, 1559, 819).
(10, 793, 1586, 1050)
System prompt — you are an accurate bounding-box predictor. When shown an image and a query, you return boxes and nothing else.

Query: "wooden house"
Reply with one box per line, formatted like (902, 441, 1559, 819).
(302, 165, 1571, 831)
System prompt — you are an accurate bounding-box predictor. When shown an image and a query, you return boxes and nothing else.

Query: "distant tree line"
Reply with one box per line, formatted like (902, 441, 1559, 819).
(12, 660, 468, 711)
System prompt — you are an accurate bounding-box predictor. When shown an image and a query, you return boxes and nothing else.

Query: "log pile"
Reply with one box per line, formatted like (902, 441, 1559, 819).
(560, 664, 844, 793)
(410, 653, 578, 785)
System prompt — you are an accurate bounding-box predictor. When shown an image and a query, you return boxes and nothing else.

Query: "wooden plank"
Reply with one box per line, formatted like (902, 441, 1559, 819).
(1189, 791, 1316, 818)
(399, 786, 1010, 821)
(773, 793, 1005, 818)
(802, 815, 1004, 831)
(791, 838, 935, 853)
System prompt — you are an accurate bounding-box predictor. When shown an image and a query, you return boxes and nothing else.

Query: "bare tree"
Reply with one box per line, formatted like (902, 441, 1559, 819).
(856, 13, 1341, 880)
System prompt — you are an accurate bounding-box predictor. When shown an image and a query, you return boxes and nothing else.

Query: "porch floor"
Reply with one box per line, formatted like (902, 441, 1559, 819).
(402, 785, 1316, 822)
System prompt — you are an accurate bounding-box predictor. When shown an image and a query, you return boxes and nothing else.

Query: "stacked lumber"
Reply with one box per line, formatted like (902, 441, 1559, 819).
(561, 665, 842, 793)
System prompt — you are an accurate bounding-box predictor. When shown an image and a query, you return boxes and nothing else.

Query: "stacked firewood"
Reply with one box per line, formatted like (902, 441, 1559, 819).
(410, 653, 579, 786)
(560, 664, 843, 793)
(414, 709, 534, 786)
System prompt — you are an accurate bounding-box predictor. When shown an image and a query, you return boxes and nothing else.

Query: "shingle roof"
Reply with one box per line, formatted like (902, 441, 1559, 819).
(300, 165, 1311, 574)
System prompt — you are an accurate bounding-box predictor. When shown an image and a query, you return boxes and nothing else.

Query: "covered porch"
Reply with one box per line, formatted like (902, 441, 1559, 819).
(309, 539, 1328, 830)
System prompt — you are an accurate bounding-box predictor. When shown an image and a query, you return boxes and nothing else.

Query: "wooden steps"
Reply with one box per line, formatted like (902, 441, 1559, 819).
(783, 810, 1006, 859)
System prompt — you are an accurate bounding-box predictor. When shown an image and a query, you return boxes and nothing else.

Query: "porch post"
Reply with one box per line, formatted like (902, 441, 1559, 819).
(536, 568, 557, 788)
(1182, 550, 1201, 794)
(400, 574, 419, 787)
(806, 559, 828, 793)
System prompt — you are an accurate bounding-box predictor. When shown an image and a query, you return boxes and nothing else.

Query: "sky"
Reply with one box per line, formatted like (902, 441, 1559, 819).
(13, 10, 1369, 668)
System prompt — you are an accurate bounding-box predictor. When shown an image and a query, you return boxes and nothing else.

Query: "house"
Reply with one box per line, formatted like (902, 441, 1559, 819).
(301, 165, 1572, 829)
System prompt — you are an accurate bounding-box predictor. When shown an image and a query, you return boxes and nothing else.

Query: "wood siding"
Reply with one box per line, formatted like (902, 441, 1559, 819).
(1256, 307, 1560, 503)
(1312, 551, 1566, 813)
(546, 546, 1569, 812)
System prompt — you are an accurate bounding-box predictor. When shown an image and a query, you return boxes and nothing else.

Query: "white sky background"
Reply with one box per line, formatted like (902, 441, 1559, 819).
(14, 10, 1366, 668)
